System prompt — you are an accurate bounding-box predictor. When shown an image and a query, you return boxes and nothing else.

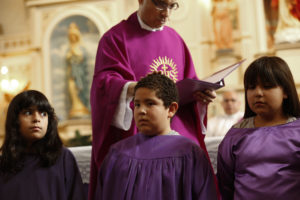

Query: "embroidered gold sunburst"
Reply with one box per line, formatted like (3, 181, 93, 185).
(149, 56, 178, 82)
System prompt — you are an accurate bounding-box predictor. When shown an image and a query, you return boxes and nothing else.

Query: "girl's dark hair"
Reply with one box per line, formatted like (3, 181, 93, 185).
(0, 90, 63, 175)
(244, 56, 300, 118)
(134, 72, 179, 108)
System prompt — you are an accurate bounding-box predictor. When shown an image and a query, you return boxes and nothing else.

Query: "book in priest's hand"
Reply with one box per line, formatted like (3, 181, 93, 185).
(176, 59, 246, 105)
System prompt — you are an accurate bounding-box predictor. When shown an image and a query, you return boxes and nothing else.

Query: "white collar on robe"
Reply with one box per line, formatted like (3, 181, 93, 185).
(167, 130, 180, 135)
(137, 13, 164, 32)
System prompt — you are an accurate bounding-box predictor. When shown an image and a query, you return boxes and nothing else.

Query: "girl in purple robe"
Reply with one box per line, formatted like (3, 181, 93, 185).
(217, 56, 300, 200)
(95, 73, 218, 200)
(0, 90, 86, 200)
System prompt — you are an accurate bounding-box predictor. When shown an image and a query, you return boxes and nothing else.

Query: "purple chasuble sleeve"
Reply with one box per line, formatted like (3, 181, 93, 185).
(0, 147, 86, 200)
(217, 119, 300, 200)
(95, 134, 218, 200)
(89, 12, 212, 200)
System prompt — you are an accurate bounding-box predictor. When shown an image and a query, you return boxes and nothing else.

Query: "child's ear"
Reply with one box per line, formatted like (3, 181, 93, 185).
(168, 102, 179, 118)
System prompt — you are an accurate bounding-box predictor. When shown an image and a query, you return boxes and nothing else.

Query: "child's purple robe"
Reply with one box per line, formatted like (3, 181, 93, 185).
(95, 134, 218, 200)
(90, 12, 210, 199)
(217, 119, 300, 200)
(0, 148, 86, 200)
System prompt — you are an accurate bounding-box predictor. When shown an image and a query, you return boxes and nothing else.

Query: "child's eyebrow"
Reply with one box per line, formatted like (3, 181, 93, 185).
(134, 98, 156, 102)
(144, 98, 155, 102)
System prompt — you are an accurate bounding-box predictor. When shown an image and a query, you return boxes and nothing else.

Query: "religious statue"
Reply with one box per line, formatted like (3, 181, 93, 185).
(264, 0, 279, 49)
(274, 0, 300, 43)
(66, 22, 90, 118)
(211, 0, 237, 50)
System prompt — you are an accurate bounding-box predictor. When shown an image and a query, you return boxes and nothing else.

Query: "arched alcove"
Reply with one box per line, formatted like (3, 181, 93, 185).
(42, 5, 110, 120)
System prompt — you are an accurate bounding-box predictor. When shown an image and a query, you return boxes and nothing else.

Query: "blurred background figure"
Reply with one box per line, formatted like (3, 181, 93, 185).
(206, 90, 243, 137)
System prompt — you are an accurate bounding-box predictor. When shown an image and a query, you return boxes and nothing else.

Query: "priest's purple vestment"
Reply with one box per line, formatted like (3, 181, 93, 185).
(217, 119, 300, 200)
(0, 148, 86, 200)
(95, 134, 218, 200)
(90, 12, 210, 199)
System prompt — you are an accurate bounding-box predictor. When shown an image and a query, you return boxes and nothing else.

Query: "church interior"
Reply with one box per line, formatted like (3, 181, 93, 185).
(0, 0, 300, 166)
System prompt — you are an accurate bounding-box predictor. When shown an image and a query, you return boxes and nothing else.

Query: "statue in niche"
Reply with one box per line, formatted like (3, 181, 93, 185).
(211, 0, 238, 50)
(264, 0, 279, 49)
(274, 0, 300, 43)
(66, 22, 90, 118)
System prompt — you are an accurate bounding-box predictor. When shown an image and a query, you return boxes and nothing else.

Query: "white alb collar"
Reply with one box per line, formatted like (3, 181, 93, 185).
(167, 130, 180, 135)
(137, 13, 164, 32)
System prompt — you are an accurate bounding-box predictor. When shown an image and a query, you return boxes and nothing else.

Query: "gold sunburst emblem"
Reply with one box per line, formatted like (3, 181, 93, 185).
(149, 56, 178, 82)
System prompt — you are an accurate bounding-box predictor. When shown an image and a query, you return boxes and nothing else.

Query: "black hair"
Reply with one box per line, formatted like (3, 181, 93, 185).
(0, 90, 63, 175)
(243, 56, 300, 118)
(134, 72, 179, 108)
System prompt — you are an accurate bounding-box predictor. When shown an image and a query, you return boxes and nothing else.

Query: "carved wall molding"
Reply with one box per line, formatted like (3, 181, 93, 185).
(25, 0, 103, 7)
(0, 34, 32, 54)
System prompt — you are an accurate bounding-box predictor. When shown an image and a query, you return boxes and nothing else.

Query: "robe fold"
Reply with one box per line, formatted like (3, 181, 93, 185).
(0, 147, 86, 200)
(90, 12, 210, 200)
(217, 119, 300, 200)
(95, 134, 218, 200)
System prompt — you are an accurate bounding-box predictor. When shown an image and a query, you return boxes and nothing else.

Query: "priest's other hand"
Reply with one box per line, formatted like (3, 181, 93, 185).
(193, 89, 216, 104)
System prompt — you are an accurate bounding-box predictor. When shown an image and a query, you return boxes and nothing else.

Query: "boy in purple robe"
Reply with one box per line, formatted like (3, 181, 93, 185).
(90, 0, 217, 199)
(95, 73, 218, 200)
(0, 90, 86, 200)
(217, 56, 300, 200)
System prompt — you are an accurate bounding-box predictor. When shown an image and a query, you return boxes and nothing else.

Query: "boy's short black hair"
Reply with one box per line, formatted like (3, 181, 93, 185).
(134, 73, 179, 108)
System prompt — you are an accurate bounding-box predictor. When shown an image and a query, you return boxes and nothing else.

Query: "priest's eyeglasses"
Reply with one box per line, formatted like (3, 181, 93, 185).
(151, 0, 179, 11)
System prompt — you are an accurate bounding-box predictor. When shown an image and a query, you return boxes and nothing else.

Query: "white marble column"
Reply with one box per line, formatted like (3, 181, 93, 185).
(253, 0, 268, 53)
